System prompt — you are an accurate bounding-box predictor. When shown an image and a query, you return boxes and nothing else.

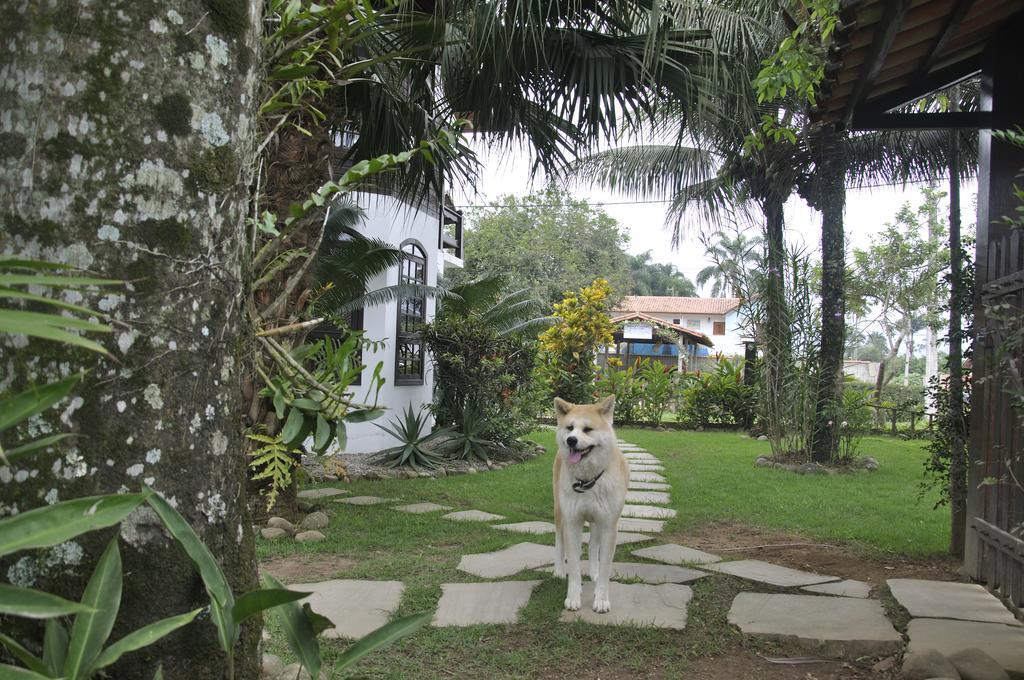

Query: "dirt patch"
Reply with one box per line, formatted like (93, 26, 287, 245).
(259, 554, 357, 584)
(674, 521, 960, 594)
(680, 650, 897, 680)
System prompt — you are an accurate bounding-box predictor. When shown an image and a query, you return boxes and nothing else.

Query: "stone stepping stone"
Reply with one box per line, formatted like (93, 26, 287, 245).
(538, 560, 707, 585)
(560, 582, 692, 629)
(492, 521, 556, 535)
(907, 618, 1024, 677)
(629, 481, 671, 491)
(628, 465, 665, 473)
(701, 559, 837, 587)
(624, 458, 660, 465)
(728, 593, 901, 657)
(887, 578, 1022, 626)
(289, 579, 404, 639)
(632, 543, 722, 566)
(622, 452, 657, 458)
(443, 510, 506, 522)
(802, 579, 871, 599)
(630, 471, 667, 483)
(617, 518, 664, 533)
(457, 542, 554, 578)
(297, 487, 348, 499)
(335, 496, 391, 506)
(625, 491, 671, 505)
(391, 502, 451, 514)
(583, 531, 654, 546)
(432, 581, 541, 627)
(621, 504, 676, 519)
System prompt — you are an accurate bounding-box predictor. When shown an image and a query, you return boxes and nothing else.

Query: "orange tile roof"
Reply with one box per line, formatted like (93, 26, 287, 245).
(614, 296, 741, 315)
(609, 312, 714, 348)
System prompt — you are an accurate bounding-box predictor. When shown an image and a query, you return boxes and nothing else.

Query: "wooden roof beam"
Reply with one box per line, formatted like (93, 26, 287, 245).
(841, 0, 913, 128)
(915, 0, 976, 77)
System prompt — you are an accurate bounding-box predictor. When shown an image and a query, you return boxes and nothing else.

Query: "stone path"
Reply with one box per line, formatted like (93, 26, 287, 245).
(285, 439, 1023, 674)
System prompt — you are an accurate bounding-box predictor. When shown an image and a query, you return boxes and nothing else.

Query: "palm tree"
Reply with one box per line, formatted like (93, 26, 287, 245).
(571, 1, 977, 461)
(696, 229, 763, 297)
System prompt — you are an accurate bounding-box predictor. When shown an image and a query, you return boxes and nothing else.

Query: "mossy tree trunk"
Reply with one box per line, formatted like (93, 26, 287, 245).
(1, 2, 263, 678)
(807, 130, 848, 463)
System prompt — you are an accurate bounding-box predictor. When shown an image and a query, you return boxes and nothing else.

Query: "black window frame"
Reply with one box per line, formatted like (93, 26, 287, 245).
(395, 239, 427, 386)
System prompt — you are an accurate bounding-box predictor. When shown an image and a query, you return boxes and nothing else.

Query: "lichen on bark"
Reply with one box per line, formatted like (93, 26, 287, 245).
(0, 1, 264, 678)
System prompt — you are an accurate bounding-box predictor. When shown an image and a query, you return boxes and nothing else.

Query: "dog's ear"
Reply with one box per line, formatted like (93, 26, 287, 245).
(596, 395, 615, 421)
(553, 397, 573, 417)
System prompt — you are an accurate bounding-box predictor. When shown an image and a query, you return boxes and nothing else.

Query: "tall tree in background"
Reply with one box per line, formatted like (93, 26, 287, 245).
(696, 229, 763, 297)
(627, 251, 697, 296)
(1, 2, 263, 677)
(451, 187, 633, 304)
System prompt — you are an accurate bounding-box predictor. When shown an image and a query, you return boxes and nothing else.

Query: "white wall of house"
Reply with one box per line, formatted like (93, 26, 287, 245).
(338, 192, 451, 454)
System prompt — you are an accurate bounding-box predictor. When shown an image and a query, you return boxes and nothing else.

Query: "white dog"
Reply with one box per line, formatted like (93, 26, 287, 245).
(552, 396, 628, 613)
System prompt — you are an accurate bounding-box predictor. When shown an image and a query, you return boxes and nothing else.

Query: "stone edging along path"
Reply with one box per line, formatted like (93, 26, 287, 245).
(281, 440, 1024, 676)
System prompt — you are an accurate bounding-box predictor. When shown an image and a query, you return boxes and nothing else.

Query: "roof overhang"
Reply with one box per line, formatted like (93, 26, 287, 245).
(610, 312, 714, 348)
(815, 0, 1024, 130)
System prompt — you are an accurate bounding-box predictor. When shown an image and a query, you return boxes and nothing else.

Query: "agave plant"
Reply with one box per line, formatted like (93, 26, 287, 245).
(443, 408, 494, 462)
(372, 406, 451, 469)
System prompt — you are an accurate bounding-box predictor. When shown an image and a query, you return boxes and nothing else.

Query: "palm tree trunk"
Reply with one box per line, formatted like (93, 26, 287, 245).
(810, 134, 847, 463)
(947, 96, 967, 558)
(761, 192, 789, 453)
(3, 3, 263, 677)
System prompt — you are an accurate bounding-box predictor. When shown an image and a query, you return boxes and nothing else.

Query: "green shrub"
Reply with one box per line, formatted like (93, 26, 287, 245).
(677, 359, 755, 427)
(596, 362, 643, 422)
(636, 361, 675, 423)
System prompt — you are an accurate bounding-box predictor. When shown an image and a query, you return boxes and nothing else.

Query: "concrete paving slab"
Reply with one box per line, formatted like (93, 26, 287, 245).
(802, 579, 872, 598)
(617, 518, 665, 533)
(432, 581, 541, 627)
(457, 542, 554, 578)
(289, 579, 404, 639)
(538, 560, 707, 584)
(629, 481, 671, 491)
(624, 491, 671, 505)
(443, 510, 506, 522)
(335, 496, 391, 506)
(624, 458, 660, 465)
(492, 521, 556, 534)
(582, 531, 654, 546)
(728, 593, 901, 658)
(702, 559, 837, 587)
(630, 471, 667, 483)
(907, 618, 1024, 677)
(391, 502, 451, 514)
(559, 582, 692, 629)
(297, 487, 348, 499)
(629, 465, 665, 473)
(632, 543, 722, 565)
(621, 504, 676, 519)
(623, 452, 658, 459)
(888, 578, 1022, 626)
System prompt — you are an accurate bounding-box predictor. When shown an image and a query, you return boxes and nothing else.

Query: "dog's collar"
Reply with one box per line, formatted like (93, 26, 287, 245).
(572, 469, 605, 493)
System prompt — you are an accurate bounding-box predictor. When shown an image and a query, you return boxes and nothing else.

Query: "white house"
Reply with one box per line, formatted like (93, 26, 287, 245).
(610, 296, 746, 358)
(318, 191, 463, 454)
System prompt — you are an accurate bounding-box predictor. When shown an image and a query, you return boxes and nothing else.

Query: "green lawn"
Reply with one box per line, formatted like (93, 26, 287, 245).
(258, 429, 948, 678)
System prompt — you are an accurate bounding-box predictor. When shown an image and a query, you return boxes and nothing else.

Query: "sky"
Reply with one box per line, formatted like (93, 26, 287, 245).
(451, 137, 978, 297)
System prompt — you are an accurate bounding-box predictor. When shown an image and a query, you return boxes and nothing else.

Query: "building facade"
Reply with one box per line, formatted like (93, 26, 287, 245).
(610, 296, 745, 358)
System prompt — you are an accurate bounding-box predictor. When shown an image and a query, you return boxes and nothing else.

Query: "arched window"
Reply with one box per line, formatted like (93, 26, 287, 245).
(395, 240, 426, 385)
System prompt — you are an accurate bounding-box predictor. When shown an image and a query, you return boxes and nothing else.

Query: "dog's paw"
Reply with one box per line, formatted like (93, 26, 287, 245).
(592, 596, 611, 613)
(563, 595, 581, 611)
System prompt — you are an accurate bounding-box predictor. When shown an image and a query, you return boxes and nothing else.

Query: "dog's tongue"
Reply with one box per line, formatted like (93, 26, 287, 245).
(568, 450, 583, 464)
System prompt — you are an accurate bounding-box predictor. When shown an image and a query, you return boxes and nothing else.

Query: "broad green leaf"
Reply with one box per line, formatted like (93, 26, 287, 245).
(3, 433, 75, 464)
(144, 493, 236, 657)
(1, 309, 112, 332)
(0, 493, 148, 557)
(89, 608, 202, 673)
(0, 314, 109, 354)
(0, 258, 66, 270)
(0, 373, 82, 432)
(273, 389, 286, 419)
(313, 414, 330, 452)
(232, 588, 310, 624)
(43, 619, 68, 676)
(0, 287, 109, 317)
(0, 663, 51, 679)
(64, 538, 123, 679)
(345, 408, 384, 423)
(0, 583, 94, 619)
(153, 664, 163, 680)
(333, 611, 431, 672)
(280, 406, 304, 444)
(0, 274, 118, 287)
(291, 398, 324, 411)
(263, 573, 320, 680)
(0, 633, 47, 675)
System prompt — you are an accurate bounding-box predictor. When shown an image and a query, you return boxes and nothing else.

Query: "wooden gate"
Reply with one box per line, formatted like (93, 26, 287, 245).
(969, 229, 1024, 613)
